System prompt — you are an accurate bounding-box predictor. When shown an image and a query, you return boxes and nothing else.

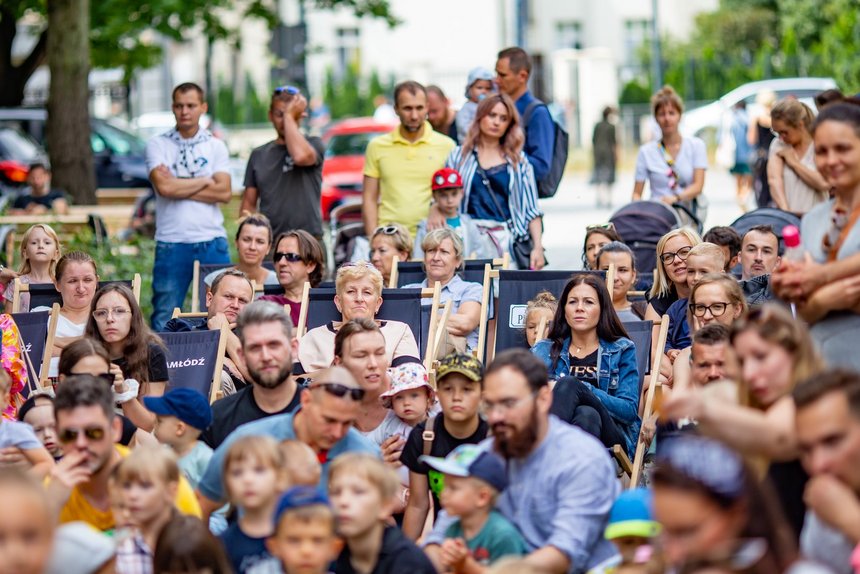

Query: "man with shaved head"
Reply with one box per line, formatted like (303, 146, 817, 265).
(196, 363, 379, 520)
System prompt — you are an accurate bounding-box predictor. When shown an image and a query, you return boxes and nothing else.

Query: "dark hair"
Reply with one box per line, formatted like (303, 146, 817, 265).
(426, 85, 447, 101)
(692, 323, 730, 347)
(602, 106, 614, 120)
(582, 227, 621, 269)
(58, 338, 111, 378)
(595, 241, 637, 272)
(334, 317, 381, 358)
(497, 47, 532, 75)
(210, 269, 254, 298)
(547, 273, 629, 371)
(485, 348, 548, 392)
(18, 393, 53, 423)
(172, 82, 205, 102)
(703, 226, 742, 262)
(743, 224, 779, 248)
(793, 369, 860, 416)
(235, 212, 273, 245)
(153, 515, 232, 574)
(54, 374, 115, 420)
(393, 81, 426, 107)
(27, 161, 49, 173)
(273, 229, 324, 287)
(815, 89, 844, 110)
(56, 251, 98, 282)
(84, 283, 165, 388)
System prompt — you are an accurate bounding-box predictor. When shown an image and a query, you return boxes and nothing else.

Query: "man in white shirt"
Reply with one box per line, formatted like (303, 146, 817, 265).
(146, 83, 232, 330)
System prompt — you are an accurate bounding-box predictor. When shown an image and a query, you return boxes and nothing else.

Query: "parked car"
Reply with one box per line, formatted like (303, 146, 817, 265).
(0, 108, 151, 188)
(320, 117, 396, 220)
(681, 77, 838, 138)
(0, 126, 46, 191)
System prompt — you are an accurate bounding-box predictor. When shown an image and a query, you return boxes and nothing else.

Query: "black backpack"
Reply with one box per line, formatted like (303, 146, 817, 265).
(523, 100, 569, 198)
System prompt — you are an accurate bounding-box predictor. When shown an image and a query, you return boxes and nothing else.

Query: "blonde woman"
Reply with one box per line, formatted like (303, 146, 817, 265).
(298, 262, 419, 372)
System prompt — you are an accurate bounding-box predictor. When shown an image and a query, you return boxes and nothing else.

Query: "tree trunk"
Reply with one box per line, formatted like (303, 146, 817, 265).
(46, 0, 96, 205)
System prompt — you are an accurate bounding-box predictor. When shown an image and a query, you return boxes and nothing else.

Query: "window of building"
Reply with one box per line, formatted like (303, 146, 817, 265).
(335, 27, 360, 80)
(623, 19, 650, 67)
(556, 21, 583, 50)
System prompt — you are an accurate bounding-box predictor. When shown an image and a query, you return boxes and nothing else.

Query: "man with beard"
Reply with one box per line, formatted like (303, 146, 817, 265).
(46, 375, 201, 531)
(424, 349, 619, 573)
(362, 80, 455, 237)
(200, 301, 303, 449)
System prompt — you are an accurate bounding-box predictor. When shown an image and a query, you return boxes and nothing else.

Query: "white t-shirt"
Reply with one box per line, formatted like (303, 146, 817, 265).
(145, 130, 231, 243)
(35, 311, 86, 378)
(634, 137, 708, 199)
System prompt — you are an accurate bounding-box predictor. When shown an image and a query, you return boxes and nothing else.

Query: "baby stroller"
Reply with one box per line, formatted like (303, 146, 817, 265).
(610, 200, 700, 277)
(329, 201, 365, 275)
(730, 207, 801, 253)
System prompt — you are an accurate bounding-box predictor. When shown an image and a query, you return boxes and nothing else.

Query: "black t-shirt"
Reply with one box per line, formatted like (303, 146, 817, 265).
(333, 525, 437, 574)
(113, 342, 169, 382)
(400, 416, 489, 516)
(648, 287, 679, 316)
(12, 188, 66, 210)
(200, 383, 302, 449)
(568, 349, 598, 387)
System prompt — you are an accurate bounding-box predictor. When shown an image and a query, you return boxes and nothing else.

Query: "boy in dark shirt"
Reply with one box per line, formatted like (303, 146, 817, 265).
(400, 352, 488, 540)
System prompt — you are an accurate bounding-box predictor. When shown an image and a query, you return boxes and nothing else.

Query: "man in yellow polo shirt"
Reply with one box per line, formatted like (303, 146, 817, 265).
(363, 81, 455, 237)
(45, 375, 200, 532)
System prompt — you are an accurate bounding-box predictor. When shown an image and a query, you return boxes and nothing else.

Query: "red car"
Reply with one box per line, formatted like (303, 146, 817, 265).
(321, 117, 396, 220)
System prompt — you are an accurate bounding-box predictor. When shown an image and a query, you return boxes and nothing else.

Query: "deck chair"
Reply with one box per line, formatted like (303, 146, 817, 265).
(12, 305, 59, 391)
(17, 274, 142, 312)
(622, 320, 654, 386)
(295, 283, 445, 369)
(390, 257, 507, 289)
(192, 261, 231, 313)
(490, 268, 613, 361)
(159, 323, 229, 403)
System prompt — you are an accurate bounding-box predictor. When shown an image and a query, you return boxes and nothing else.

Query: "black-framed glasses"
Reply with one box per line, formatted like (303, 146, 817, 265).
(660, 245, 693, 265)
(310, 382, 366, 401)
(58, 426, 107, 444)
(274, 85, 300, 96)
(273, 251, 303, 263)
(689, 302, 731, 318)
(374, 225, 400, 235)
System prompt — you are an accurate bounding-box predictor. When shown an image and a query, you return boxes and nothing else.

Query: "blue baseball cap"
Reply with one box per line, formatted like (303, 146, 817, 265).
(143, 388, 212, 431)
(273, 486, 331, 527)
(420, 444, 507, 492)
(605, 488, 661, 540)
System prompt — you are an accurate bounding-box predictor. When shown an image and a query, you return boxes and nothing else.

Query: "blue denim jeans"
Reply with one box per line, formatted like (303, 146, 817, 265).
(150, 237, 230, 331)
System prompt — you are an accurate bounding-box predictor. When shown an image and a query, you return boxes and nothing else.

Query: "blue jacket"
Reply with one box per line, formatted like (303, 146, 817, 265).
(532, 336, 641, 455)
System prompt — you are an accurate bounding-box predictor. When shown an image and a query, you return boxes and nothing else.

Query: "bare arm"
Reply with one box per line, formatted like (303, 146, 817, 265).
(22, 446, 54, 479)
(528, 217, 546, 271)
(522, 546, 572, 574)
(190, 173, 232, 204)
(362, 175, 381, 237)
(196, 490, 224, 524)
(240, 186, 259, 216)
(52, 198, 70, 215)
(402, 471, 431, 540)
(119, 381, 165, 432)
(679, 168, 705, 200)
(782, 151, 830, 193)
(632, 180, 646, 201)
(767, 151, 789, 211)
(282, 99, 319, 167)
(747, 115, 759, 147)
(149, 166, 212, 199)
(446, 301, 481, 337)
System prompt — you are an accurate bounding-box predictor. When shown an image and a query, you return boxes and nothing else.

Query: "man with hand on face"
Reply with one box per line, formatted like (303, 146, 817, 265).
(240, 86, 326, 242)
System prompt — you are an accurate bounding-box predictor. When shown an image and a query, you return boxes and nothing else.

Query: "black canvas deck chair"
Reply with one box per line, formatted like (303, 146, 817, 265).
(158, 324, 229, 403)
(12, 304, 59, 392)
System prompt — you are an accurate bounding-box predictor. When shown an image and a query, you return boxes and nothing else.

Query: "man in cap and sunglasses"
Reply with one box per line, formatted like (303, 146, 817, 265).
(197, 365, 379, 522)
(239, 85, 326, 242)
(47, 374, 202, 531)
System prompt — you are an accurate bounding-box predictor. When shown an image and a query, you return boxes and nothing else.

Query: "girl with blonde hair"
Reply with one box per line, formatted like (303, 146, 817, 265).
(3, 224, 61, 312)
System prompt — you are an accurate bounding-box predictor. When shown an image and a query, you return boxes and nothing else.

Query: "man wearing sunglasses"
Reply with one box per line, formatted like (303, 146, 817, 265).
(46, 375, 202, 531)
(239, 85, 326, 242)
(197, 365, 378, 522)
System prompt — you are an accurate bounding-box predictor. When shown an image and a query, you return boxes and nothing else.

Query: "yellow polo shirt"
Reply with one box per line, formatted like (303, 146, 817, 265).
(364, 122, 455, 235)
(55, 445, 202, 532)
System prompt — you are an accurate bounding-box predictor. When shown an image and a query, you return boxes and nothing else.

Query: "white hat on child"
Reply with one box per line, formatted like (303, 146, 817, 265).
(379, 362, 435, 408)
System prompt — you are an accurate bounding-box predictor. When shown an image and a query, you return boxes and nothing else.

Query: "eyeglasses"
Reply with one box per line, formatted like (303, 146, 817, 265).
(374, 226, 400, 236)
(659, 245, 693, 265)
(310, 382, 366, 401)
(586, 222, 616, 232)
(689, 302, 732, 317)
(92, 308, 130, 321)
(482, 392, 536, 415)
(274, 85, 300, 95)
(58, 426, 107, 444)
(273, 251, 303, 263)
(70, 372, 115, 386)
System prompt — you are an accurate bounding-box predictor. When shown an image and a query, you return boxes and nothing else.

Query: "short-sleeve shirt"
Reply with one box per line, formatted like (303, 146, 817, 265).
(258, 294, 301, 327)
(220, 522, 273, 574)
(400, 416, 488, 516)
(243, 139, 326, 239)
(12, 189, 66, 211)
(634, 137, 708, 200)
(145, 130, 231, 243)
(112, 342, 169, 383)
(445, 510, 528, 566)
(178, 440, 213, 489)
(199, 384, 302, 449)
(364, 122, 455, 235)
(0, 419, 42, 450)
(404, 275, 483, 350)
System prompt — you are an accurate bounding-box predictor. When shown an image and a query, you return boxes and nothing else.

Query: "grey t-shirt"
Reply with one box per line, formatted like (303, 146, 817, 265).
(0, 420, 43, 450)
(243, 139, 325, 239)
(800, 511, 853, 574)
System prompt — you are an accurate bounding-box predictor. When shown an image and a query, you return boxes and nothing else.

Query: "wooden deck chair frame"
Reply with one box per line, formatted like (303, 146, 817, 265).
(38, 303, 60, 387)
(12, 274, 141, 313)
(171, 308, 208, 320)
(191, 260, 202, 313)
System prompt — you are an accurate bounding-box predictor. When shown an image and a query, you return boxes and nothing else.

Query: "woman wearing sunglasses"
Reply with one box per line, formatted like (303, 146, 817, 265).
(298, 262, 419, 372)
(663, 304, 823, 541)
(260, 229, 324, 327)
(84, 283, 168, 433)
(203, 213, 278, 289)
(369, 224, 412, 287)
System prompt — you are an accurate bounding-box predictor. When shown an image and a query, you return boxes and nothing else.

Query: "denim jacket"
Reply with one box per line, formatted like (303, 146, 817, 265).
(531, 336, 641, 455)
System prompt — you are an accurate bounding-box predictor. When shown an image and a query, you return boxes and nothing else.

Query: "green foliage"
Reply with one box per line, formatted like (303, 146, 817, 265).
(323, 64, 395, 119)
(619, 80, 651, 104)
(215, 75, 270, 125)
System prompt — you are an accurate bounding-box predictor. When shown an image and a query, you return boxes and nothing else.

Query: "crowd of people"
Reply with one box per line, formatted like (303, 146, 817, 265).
(3, 42, 860, 574)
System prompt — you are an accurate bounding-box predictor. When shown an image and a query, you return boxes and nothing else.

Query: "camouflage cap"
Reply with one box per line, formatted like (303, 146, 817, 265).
(436, 352, 483, 382)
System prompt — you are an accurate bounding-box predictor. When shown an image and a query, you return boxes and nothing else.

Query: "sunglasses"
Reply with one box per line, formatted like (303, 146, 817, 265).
(274, 251, 303, 263)
(310, 382, 366, 401)
(274, 85, 300, 96)
(58, 426, 107, 444)
(586, 222, 616, 232)
(374, 225, 400, 236)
